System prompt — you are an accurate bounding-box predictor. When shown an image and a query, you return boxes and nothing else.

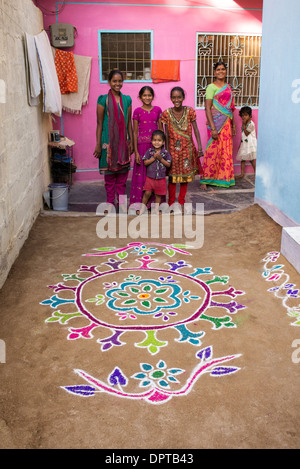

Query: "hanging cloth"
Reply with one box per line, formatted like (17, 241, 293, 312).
(151, 60, 180, 83)
(62, 53, 91, 113)
(34, 30, 62, 116)
(106, 90, 130, 171)
(24, 33, 41, 104)
(54, 49, 78, 94)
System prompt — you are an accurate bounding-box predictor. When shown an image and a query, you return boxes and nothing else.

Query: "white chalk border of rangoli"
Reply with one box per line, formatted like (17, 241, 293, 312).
(41, 242, 247, 405)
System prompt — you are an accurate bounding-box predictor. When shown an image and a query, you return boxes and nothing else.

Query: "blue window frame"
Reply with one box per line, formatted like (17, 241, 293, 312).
(98, 30, 153, 83)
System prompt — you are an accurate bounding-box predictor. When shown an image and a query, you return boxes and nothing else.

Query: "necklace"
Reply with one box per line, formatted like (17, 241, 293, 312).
(169, 106, 188, 131)
(172, 107, 184, 119)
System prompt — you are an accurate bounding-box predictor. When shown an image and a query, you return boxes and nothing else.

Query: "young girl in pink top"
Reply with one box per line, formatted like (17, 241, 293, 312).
(129, 86, 163, 211)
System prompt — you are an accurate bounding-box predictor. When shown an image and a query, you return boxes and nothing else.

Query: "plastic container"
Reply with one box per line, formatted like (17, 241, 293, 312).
(144, 67, 151, 80)
(48, 183, 69, 211)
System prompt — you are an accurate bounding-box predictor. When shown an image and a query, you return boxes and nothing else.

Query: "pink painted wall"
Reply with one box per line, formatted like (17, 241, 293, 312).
(41, 0, 263, 181)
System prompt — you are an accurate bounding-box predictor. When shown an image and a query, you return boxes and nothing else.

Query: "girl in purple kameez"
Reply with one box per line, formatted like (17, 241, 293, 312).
(129, 86, 163, 211)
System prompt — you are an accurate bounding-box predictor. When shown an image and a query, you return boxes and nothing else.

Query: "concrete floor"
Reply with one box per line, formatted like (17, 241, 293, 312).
(65, 174, 255, 215)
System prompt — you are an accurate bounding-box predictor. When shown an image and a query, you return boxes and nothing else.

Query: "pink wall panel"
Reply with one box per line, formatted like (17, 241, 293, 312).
(41, 0, 262, 181)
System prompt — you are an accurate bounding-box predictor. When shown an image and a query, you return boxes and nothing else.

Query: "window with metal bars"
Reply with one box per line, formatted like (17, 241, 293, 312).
(196, 33, 262, 109)
(99, 31, 153, 82)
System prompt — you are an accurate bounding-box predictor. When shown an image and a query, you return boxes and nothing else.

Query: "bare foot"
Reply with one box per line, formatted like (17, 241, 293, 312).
(200, 184, 207, 191)
(235, 174, 244, 179)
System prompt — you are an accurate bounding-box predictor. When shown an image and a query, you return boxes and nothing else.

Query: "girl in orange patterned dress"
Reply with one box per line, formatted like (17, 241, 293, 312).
(162, 87, 203, 207)
(200, 62, 237, 190)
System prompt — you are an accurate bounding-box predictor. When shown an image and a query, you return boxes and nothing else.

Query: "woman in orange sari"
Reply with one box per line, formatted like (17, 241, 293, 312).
(200, 62, 236, 190)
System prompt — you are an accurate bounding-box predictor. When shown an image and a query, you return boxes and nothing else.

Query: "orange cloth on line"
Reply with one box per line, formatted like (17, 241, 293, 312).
(151, 60, 180, 83)
(55, 49, 78, 94)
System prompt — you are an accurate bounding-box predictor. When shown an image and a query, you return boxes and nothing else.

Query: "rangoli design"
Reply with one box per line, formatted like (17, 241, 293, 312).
(41, 242, 246, 405)
(262, 251, 300, 326)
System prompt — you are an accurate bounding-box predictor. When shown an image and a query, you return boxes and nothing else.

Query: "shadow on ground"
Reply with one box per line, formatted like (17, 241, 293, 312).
(64, 175, 255, 215)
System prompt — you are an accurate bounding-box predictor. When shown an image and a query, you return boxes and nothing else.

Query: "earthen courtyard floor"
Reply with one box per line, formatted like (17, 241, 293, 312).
(0, 179, 300, 449)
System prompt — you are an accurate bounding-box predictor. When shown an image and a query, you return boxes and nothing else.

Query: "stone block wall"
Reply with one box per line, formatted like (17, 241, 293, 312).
(0, 0, 51, 288)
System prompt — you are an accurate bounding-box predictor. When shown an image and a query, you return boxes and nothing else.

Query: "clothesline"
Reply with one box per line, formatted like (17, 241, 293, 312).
(77, 55, 256, 61)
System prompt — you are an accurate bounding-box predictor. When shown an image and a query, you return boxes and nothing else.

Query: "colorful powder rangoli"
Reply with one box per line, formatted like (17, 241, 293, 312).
(41, 242, 246, 405)
(262, 251, 300, 326)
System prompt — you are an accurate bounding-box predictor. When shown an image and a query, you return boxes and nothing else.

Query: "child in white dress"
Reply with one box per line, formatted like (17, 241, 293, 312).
(236, 106, 256, 178)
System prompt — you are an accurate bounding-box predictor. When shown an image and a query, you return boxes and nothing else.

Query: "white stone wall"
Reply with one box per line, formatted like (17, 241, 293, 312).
(0, 0, 51, 288)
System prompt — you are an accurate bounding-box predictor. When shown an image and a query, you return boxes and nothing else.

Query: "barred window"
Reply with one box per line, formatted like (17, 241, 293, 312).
(196, 33, 262, 108)
(99, 31, 153, 82)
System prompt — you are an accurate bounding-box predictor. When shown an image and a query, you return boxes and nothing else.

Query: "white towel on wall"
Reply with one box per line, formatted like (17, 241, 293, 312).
(25, 32, 41, 99)
(62, 53, 92, 114)
(23, 33, 40, 106)
(34, 30, 62, 116)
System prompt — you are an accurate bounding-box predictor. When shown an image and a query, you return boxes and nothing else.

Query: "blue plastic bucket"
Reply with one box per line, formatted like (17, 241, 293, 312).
(48, 183, 69, 211)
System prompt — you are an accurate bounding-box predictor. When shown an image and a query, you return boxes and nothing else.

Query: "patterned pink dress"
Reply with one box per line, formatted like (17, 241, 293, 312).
(129, 106, 162, 208)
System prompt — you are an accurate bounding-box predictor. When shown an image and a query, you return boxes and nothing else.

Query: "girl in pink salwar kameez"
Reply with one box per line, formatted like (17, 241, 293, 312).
(129, 86, 162, 210)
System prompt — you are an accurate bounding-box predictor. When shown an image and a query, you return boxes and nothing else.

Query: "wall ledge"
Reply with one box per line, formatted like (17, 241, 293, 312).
(281, 227, 300, 274)
(255, 197, 300, 274)
(254, 197, 299, 228)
